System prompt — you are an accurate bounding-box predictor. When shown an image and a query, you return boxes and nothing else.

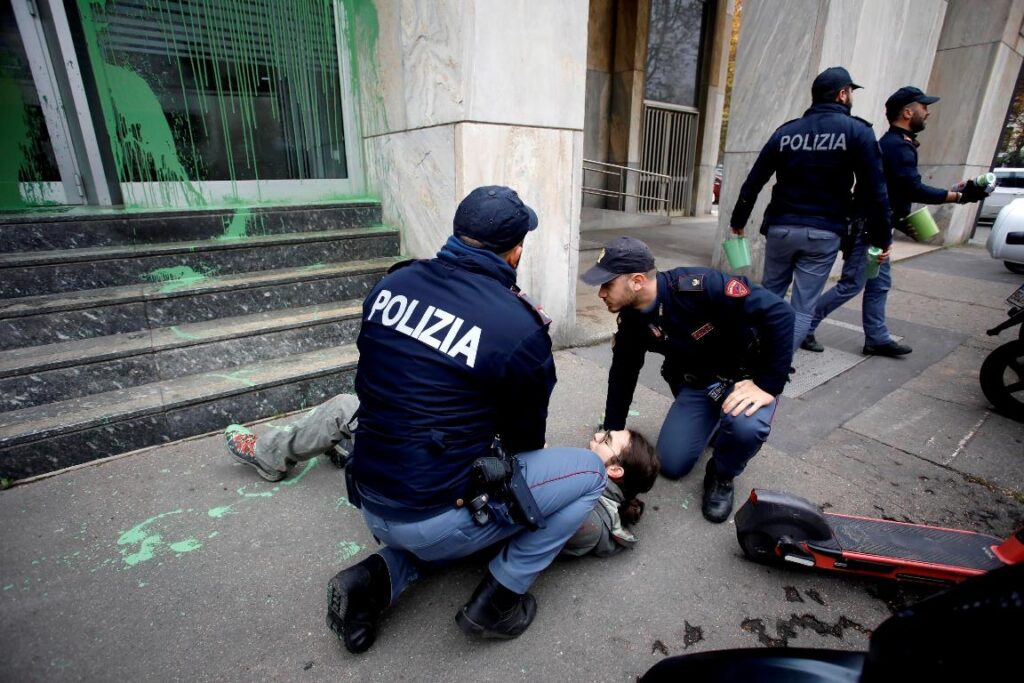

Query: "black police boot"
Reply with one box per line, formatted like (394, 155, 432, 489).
(326, 553, 391, 654)
(801, 334, 824, 352)
(455, 571, 537, 639)
(701, 459, 735, 524)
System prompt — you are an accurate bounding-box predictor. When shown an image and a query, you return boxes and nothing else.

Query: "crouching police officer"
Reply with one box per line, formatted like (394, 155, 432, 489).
(582, 237, 794, 523)
(327, 186, 606, 654)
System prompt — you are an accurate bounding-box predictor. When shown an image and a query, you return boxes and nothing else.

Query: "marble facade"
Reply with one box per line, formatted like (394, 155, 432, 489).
(352, 0, 588, 339)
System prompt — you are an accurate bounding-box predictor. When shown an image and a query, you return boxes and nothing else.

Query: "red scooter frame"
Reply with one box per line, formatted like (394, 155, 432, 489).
(735, 489, 1023, 585)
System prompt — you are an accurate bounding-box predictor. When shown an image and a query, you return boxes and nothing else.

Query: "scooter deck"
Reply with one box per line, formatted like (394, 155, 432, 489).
(828, 514, 1004, 571)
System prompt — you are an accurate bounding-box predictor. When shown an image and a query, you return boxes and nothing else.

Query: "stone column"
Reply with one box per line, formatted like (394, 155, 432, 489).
(919, 0, 1024, 244)
(692, 0, 733, 216)
(583, 0, 616, 209)
(717, 0, 946, 276)
(346, 0, 588, 344)
(608, 0, 651, 212)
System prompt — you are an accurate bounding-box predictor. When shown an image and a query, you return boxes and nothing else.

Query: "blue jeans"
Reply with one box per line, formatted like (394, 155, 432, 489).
(655, 383, 777, 480)
(807, 235, 893, 346)
(761, 225, 842, 353)
(360, 447, 606, 601)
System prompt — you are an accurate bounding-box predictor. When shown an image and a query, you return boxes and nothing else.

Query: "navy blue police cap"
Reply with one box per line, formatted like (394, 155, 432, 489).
(580, 236, 656, 286)
(453, 186, 539, 252)
(885, 86, 940, 118)
(811, 66, 862, 97)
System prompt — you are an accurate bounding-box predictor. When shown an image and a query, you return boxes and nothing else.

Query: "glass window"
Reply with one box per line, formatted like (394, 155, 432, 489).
(644, 0, 707, 108)
(75, 0, 348, 191)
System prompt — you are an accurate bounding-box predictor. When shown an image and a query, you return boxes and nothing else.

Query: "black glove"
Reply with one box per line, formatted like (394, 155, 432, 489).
(957, 180, 988, 204)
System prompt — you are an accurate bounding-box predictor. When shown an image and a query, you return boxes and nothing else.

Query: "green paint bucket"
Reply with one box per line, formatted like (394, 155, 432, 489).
(905, 207, 940, 242)
(865, 246, 883, 279)
(723, 236, 752, 270)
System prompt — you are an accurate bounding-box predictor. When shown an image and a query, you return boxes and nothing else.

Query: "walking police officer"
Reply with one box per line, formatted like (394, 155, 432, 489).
(730, 66, 892, 353)
(327, 186, 606, 654)
(582, 237, 794, 523)
(801, 86, 987, 356)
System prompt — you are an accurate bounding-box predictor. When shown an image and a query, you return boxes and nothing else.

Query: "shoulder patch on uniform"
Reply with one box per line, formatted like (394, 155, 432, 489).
(514, 289, 552, 327)
(852, 115, 873, 128)
(385, 258, 418, 274)
(725, 277, 750, 298)
(675, 273, 705, 292)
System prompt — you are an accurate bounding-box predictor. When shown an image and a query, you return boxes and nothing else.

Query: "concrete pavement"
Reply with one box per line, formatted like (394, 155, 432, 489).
(2, 232, 1022, 682)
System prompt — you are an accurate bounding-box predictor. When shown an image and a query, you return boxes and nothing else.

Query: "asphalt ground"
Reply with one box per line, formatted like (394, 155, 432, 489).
(2, 229, 1022, 682)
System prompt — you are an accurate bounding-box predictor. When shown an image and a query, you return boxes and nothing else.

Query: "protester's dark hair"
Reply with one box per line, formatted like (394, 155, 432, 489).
(608, 430, 659, 524)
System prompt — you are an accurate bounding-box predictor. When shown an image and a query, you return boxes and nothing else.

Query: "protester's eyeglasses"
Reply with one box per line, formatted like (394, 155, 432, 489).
(598, 430, 621, 457)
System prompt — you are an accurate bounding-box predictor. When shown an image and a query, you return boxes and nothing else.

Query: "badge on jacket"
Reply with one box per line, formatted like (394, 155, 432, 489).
(725, 278, 750, 298)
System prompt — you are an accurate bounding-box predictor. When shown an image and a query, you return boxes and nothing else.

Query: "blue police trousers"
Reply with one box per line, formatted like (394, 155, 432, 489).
(656, 383, 777, 480)
(360, 447, 607, 602)
(806, 235, 894, 347)
(761, 225, 842, 353)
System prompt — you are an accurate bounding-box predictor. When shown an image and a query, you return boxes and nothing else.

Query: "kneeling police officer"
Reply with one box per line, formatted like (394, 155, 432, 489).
(327, 186, 606, 654)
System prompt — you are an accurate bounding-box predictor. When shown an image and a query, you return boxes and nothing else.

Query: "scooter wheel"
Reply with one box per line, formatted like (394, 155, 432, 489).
(738, 532, 781, 564)
(980, 339, 1024, 423)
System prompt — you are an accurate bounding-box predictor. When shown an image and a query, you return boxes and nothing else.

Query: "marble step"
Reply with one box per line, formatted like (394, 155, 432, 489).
(0, 344, 360, 479)
(0, 225, 399, 298)
(0, 201, 382, 252)
(0, 256, 398, 351)
(0, 300, 363, 411)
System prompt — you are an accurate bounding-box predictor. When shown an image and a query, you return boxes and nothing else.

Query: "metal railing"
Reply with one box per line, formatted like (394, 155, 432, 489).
(640, 101, 700, 215)
(581, 159, 671, 215)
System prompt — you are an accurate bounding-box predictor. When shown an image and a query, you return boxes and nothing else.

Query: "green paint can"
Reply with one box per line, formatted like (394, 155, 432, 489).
(722, 236, 752, 270)
(865, 246, 883, 279)
(905, 207, 940, 242)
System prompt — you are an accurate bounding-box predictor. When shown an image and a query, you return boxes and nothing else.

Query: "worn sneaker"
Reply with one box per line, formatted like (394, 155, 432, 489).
(863, 340, 912, 357)
(800, 334, 824, 352)
(224, 425, 285, 482)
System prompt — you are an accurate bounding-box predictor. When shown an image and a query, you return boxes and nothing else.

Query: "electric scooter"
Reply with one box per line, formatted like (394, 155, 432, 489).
(980, 281, 1024, 422)
(734, 489, 1023, 585)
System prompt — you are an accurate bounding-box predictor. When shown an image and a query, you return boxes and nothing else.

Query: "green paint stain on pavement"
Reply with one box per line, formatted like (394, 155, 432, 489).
(3, 584, 14, 591)
(117, 508, 185, 567)
(169, 539, 202, 553)
(680, 494, 692, 510)
(170, 326, 200, 340)
(336, 496, 355, 510)
(628, 410, 640, 417)
(138, 582, 148, 588)
(281, 459, 318, 486)
(302, 263, 327, 271)
(208, 531, 219, 539)
(336, 541, 363, 562)
(236, 483, 275, 498)
(207, 505, 235, 518)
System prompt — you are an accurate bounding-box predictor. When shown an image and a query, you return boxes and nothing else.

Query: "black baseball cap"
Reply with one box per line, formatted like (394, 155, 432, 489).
(453, 186, 539, 251)
(811, 66, 862, 97)
(580, 236, 656, 286)
(885, 86, 940, 118)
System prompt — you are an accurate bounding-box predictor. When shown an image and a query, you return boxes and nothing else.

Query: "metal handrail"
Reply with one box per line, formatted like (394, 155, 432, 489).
(581, 159, 671, 215)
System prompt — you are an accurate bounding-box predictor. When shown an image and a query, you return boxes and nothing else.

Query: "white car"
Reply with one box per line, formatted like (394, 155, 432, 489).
(986, 197, 1024, 274)
(979, 168, 1024, 223)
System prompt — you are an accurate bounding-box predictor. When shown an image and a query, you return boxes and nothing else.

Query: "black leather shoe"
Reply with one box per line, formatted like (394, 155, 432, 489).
(701, 459, 735, 523)
(456, 571, 537, 639)
(801, 334, 824, 352)
(863, 340, 912, 357)
(327, 553, 391, 654)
